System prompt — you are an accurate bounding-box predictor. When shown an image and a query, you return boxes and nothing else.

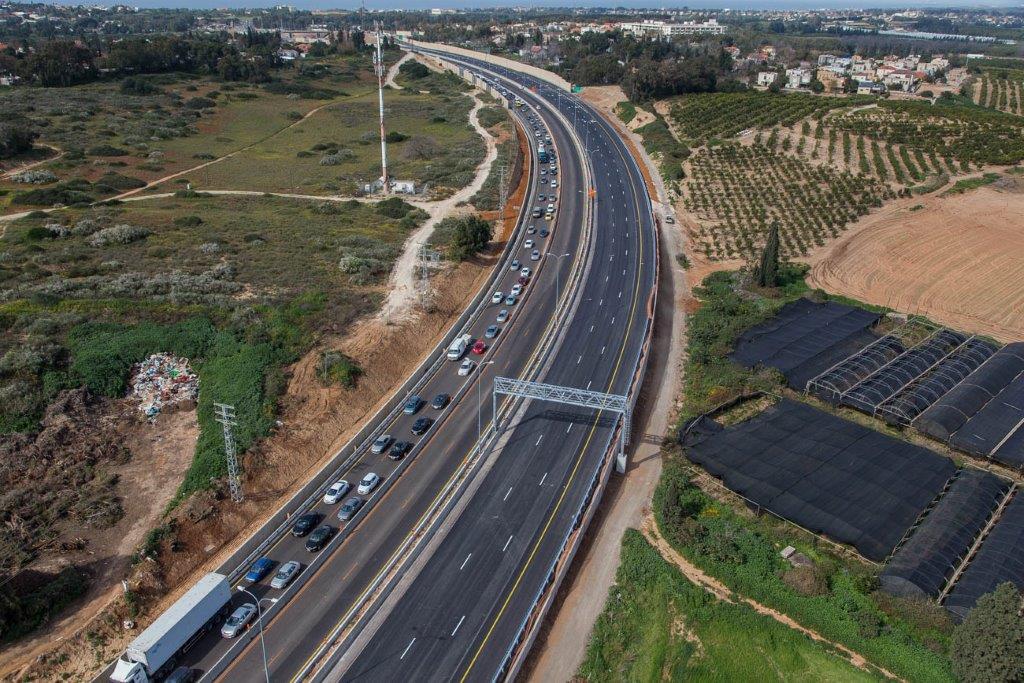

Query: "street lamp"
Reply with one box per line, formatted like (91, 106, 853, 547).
(477, 360, 496, 440)
(237, 586, 278, 683)
(545, 252, 572, 308)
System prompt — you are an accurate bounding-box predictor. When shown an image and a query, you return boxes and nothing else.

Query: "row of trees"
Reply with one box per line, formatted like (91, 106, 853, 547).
(4, 27, 370, 88)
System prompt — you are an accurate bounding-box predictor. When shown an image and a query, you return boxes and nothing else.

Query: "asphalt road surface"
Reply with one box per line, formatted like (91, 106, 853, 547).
(334, 50, 656, 683)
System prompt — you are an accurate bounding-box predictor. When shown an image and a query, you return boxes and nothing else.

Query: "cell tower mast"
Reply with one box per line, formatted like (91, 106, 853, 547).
(374, 24, 389, 194)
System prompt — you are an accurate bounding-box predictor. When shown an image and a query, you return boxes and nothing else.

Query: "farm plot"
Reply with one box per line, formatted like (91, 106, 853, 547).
(808, 183, 1024, 342)
(828, 100, 1024, 168)
(668, 91, 873, 141)
(682, 142, 890, 260)
(973, 69, 1024, 116)
(190, 90, 484, 197)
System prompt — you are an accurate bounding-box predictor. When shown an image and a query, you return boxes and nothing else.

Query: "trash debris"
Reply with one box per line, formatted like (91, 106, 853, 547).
(129, 353, 199, 419)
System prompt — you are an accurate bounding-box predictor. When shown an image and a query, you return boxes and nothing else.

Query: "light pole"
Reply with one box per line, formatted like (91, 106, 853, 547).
(545, 252, 572, 308)
(237, 587, 278, 683)
(477, 360, 496, 440)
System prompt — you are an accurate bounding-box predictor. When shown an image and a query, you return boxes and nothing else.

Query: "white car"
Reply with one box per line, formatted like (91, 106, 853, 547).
(221, 603, 257, 639)
(323, 480, 350, 504)
(509, 259, 520, 270)
(491, 291, 504, 305)
(531, 250, 541, 261)
(550, 181, 557, 188)
(524, 239, 535, 249)
(520, 267, 532, 278)
(511, 283, 523, 297)
(357, 473, 381, 495)
(496, 309, 509, 323)
(270, 560, 301, 589)
(547, 203, 555, 211)
(459, 358, 476, 376)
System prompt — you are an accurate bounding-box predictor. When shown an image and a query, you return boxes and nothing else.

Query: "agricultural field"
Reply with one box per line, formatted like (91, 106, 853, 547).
(809, 176, 1024, 342)
(828, 99, 1024, 168)
(0, 53, 386, 213)
(668, 91, 874, 142)
(579, 530, 879, 683)
(682, 143, 891, 260)
(0, 193, 424, 637)
(972, 68, 1024, 116)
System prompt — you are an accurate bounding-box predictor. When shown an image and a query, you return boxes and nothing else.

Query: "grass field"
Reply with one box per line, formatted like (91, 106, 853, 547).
(185, 88, 484, 197)
(580, 530, 880, 682)
(0, 54, 386, 213)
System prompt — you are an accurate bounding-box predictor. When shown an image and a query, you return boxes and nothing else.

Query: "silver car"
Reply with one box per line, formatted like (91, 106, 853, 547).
(371, 434, 392, 455)
(221, 603, 257, 638)
(270, 561, 301, 589)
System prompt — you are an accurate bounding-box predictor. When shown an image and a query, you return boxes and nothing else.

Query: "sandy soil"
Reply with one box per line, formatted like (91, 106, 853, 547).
(641, 514, 900, 680)
(0, 408, 197, 678)
(808, 178, 1024, 342)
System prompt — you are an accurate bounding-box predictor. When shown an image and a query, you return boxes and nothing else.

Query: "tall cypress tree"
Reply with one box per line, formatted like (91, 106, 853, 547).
(755, 221, 780, 288)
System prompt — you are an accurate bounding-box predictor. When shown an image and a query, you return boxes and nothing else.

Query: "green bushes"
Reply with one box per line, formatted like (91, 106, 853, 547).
(398, 61, 430, 80)
(13, 184, 94, 207)
(653, 460, 955, 682)
(0, 566, 90, 644)
(317, 351, 362, 388)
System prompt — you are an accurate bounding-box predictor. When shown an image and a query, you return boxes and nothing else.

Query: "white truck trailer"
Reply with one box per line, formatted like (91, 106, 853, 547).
(111, 573, 232, 683)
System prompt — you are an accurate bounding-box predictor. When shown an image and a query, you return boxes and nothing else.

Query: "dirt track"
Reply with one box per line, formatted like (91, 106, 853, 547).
(808, 180, 1024, 342)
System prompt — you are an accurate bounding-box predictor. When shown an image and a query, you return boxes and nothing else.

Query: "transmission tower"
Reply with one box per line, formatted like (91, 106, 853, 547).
(373, 23, 389, 193)
(214, 403, 243, 503)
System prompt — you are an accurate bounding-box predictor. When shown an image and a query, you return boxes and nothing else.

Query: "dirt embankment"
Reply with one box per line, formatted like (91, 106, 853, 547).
(808, 178, 1024, 342)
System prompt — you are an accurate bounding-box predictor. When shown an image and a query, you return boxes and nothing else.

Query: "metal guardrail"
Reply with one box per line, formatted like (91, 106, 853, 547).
(492, 76, 661, 682)
(277, 55, 603, 682)
(290, 52, 605, 682)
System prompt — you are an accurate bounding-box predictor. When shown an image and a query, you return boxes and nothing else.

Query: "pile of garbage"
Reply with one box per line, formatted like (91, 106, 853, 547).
(129, 353, 199, 419)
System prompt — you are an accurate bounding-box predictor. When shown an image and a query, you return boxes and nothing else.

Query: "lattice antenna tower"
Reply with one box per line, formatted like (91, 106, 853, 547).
(374, 22, 389, 193)
(214, 403, 243, 503)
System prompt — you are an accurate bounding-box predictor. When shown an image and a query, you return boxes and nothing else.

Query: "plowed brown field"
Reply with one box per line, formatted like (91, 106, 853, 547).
(808, 181, 1024, 342)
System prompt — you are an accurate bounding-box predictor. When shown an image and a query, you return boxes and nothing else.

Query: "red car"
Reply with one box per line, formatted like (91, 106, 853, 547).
(471, 340, 487, 355)
(517, 276, 529, 286)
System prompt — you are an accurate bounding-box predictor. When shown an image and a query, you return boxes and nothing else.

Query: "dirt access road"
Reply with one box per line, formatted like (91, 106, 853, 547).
(809, 177, 1024, 342)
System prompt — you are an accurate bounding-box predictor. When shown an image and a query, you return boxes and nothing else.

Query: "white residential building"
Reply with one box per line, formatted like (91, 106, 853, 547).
(619, 18, 726, 38)
(757, 71, 779, 87)
(786, 67, 812, 88)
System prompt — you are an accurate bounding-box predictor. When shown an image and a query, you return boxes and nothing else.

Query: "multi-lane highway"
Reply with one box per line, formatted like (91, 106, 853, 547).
(328, 48, 657, 682)
(100, 43, 655, 683)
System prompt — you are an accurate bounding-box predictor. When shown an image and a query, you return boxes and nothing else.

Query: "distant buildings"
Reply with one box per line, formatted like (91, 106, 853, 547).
(619, 18, 726, 38)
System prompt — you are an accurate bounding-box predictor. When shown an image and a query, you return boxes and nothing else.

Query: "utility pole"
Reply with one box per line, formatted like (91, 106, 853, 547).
(214, 403, 243, 503)
(374, 23, 389, 194)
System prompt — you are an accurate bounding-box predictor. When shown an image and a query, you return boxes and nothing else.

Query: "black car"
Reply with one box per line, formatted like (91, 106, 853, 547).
(304, 524, 335, 552)
(411, 416, 434, 436)
(291, 512, 321, 537)
(539, 228, 549, 238)
(431, 393, 450, 410)
(337, 496, 364, 522)
(389, 440, 412, 461)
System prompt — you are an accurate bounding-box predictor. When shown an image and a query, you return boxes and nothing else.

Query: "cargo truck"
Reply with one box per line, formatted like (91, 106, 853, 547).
(447, 333, 472, 360)
(111, 573, 232, 683)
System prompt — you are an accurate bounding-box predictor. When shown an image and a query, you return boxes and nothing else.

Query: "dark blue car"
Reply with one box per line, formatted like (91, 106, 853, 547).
(244, 557, 275, 583)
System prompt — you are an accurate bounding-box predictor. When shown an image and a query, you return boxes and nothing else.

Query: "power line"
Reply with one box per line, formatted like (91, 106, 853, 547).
(214, 403, 243, 503)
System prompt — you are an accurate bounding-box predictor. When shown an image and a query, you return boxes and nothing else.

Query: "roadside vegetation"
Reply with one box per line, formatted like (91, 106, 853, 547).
(579, 529, 879, 682)
(0, 193, 425, 640)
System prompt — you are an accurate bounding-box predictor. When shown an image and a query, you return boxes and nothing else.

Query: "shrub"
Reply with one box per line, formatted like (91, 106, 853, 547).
(399, 61, 431, 80)
(0, 566, 90, 644)
(120, 77, 160, 95)
(385, 131, 409, 143)
(86, 144, 129, 157)
(88, 224, 151, 247)
(317, 350, 362, 387)
(184, 96, 216, 110)
(10, 169, 57, 184)
(319, 149, 354, 166)
(376, 196, 414, 219)
(97, 172, 145, 191)
(13, 186, 94, 206)
(173, 215, 203, 227)
(0, 122, 38, 160)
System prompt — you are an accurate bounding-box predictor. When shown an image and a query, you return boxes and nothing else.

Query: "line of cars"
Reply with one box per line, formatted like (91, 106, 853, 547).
(226, 95, 558, 646)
